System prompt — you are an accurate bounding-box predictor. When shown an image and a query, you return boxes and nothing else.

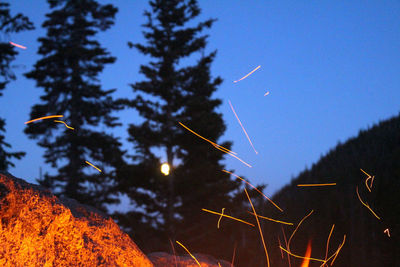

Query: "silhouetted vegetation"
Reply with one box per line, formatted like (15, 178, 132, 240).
(0, 2, 33, 171)
(254, 113, 400, 266)
(24, 0, 124, 212)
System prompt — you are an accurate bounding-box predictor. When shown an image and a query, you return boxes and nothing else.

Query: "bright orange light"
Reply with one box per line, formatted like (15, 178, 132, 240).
(217, 208, 225, 229)
(300, 240, 312, 267)
(85, 160, 102, 172)
(278, 237, 284, 259)
(356, 186, 380, 220)
(201, 208, 255, 227)
(25, 115, 63, 124)
(288, 210, 314, 253)
(176, 241, 201, 267)
(222, 169, 283, 212)
(228, 100, 258, 154)
(231, 242, 237, 267)
(179, 122, 252, 168)
(324, 224, 335, 264)
(9, 41, 27, 49)
(384, 228, 390, 237)
(360, 168, 374, 192)
(297, 183, 336, 187)
(233, 65, 261, 83)
(247, 211, 293, 225)
(244, 188, 270, 267)
(54, 120, 74, 130)
(325, 235, 346, 266)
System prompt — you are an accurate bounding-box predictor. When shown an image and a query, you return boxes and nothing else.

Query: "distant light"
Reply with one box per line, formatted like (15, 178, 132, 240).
(161, 163, 170, 176)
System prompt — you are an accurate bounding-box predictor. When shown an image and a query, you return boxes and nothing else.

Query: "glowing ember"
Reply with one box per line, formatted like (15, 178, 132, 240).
(85, 160, 102, 172)
(297, 183, 336, 187)
(202, 208, 255, 227)
(176, 241, 201, 267)
(324, 224, 335, 263)
(384, 228, 390, 237)
(24, 115, 63, 124)
(228, 100, 258, 154)
(233, 65, 261, 83)
(356, 186, 380, 220)
(54, 120, 74, 130)
(360, 168, 374, 192)
(222, 169, 283, 212)
(300, 240, 312, 267)
(161, 163, 170, 176)
(244, 188, 270, 267)
(217, 208, 225, 229)
(247, 211, 293, 225)
(9, 41, 27, 49)
(179, 122, 252, 167)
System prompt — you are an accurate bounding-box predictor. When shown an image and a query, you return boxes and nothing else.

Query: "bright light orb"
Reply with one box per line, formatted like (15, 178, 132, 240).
(161, 163, 170, 176)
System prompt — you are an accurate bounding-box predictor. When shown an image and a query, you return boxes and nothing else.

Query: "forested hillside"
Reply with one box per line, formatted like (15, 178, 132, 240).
(261, 112, 400, 266)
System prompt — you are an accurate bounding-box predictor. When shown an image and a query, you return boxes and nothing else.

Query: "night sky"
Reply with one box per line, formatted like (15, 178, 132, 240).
(1, 1, 399, 197)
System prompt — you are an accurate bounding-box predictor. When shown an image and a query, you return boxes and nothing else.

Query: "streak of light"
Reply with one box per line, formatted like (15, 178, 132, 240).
(360, 168, 374, 193)
(279, 246, 326, 264)
(384, 228, 390, 237)
(176, 241, 201, 267)
(169, 239, 178, 267)
(9, 41, 26, 49)
(324, 224, 335, 265)
(297, 183, 336, 187)
(245, 188, 270, 267)
(202, 208, 255, 227)
(356, 186, 380, 220)
(300, 239, 312, 267)
(231, 242, 237, 267)
(247, 211, 293, 225)
(264, 91, 270, 96)
(54, 120, 74, 130)
(222, 169, 283, 212)
(212, 143, 237, 155)
(85, 160, 102, 172)
(25, 115, 63, 124)
(281, 226, 291, 267)
(233, 65, 261, 83)
(278, 237, 284, 259)
(287, 210, 314, 253)
(323, 235, 346, 266)
(217, 208, 225, 229)
(179, 122, 252, 168)
(228, 100, 258, 154)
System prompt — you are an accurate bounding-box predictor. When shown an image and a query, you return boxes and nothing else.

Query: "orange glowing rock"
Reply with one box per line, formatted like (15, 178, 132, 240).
(0, 172, 153, 266)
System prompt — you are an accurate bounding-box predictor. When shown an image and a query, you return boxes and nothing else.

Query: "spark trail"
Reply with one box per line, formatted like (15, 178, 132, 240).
(233, 65, 261, 83)
(228, 100, 258, 154)
(25, 115, 63, 124)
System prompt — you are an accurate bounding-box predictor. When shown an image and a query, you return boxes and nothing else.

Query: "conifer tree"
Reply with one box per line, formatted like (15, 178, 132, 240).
(0, 2, 33, 171)
(24, 0, 124, 212)
(117, 0, 246, 255)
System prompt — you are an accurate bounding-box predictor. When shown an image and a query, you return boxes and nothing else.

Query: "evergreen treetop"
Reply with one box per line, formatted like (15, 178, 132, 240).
(24, 0, 124, 211)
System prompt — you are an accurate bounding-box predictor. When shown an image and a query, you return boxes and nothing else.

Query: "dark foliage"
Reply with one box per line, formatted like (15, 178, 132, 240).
(24, 0, 125, 212)
(256, 113, 400, 267)
(0, 2, 33, 171)
(115, 0, 261, 261)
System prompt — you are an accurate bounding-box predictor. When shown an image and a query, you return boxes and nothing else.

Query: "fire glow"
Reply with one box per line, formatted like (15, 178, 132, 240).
(300, 240, 312, 267)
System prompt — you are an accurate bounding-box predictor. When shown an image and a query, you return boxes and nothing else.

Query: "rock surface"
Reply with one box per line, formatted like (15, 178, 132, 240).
(148, 252, 231, 267)
(0, 172, 153, 267)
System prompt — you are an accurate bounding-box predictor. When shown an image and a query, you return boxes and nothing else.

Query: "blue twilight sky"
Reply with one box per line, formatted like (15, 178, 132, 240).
(0, 1, 399, 197)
